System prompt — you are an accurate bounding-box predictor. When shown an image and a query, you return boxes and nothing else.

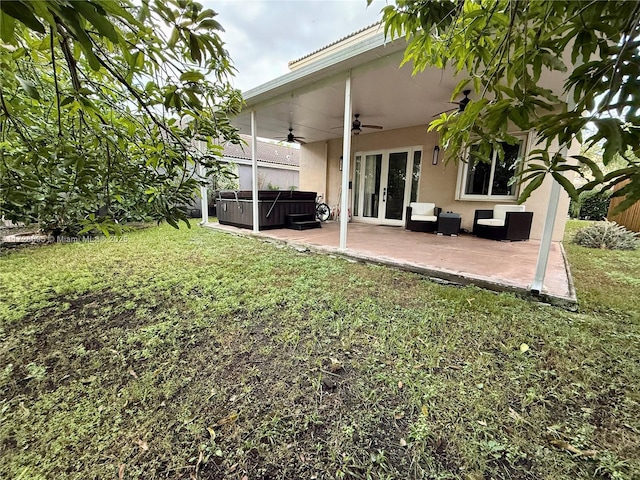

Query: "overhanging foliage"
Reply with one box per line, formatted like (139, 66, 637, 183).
(380, 0, 640, 212)
(0, 0, 242, 234)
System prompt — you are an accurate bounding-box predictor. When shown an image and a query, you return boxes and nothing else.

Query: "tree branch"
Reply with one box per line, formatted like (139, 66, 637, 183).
(50, 26, 62, 137)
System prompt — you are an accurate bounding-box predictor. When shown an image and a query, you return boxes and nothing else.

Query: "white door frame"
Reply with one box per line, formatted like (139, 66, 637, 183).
(351, 145, 422, 226)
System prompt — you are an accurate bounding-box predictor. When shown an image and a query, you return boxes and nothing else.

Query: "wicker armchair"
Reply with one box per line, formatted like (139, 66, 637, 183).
(406, 202, 441, 233)
(473, 205, 533, 241)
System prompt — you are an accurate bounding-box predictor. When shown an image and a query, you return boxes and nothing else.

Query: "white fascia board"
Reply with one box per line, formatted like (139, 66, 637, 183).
(241, 31, 405, 109)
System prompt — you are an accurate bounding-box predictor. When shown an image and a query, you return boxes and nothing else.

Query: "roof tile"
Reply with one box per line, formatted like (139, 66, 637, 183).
(223, 134, 300, 167)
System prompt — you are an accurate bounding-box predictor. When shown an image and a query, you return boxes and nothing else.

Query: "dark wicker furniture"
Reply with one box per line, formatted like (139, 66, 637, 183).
(405, 203, 441, 232)
(436, 212, 461, 236)
(473, 207, 533, 241)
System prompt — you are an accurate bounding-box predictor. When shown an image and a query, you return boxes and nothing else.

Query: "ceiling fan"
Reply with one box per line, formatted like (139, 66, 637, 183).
(432, 89, 472, 117)
(276, 127, 306, 145)
(350, 113, 383, 135)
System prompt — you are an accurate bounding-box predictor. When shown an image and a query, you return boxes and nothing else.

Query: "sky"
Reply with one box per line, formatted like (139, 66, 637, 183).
(207, 0, 389, 92)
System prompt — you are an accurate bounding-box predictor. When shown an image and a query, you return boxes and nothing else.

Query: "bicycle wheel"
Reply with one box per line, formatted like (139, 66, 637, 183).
(316, 203, 331, 222)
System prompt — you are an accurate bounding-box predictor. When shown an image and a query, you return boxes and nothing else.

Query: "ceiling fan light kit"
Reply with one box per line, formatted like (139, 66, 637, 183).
(277, 127, 306, 145)
(351, 114, 382, 135)
(431, 89, 472, 118)
(458, 89, 471, 112)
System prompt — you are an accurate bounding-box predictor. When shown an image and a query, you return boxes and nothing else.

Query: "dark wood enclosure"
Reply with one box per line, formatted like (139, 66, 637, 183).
(216, 190, 317, 230)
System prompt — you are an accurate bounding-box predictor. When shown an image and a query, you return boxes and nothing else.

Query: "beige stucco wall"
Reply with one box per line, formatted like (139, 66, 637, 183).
(300, 125, 573, 241)
(299, 141, 328, 201)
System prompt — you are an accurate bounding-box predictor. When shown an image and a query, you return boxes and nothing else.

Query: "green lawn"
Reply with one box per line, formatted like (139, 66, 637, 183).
(564, 220, 640, 316)
(1, 222, 638, 479)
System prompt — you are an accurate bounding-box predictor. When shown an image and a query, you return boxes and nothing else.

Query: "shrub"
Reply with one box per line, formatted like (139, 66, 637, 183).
(573, 221, 639, 250)
(569, 189, 612, 220)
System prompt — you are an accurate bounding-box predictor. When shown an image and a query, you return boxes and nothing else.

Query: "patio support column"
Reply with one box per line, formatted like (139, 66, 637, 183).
(251, 109, 259, 233)
(530, 177, 561, 294)
(531, 85, 577, 294)
(339, 72, 352, 250)
(198, 162, 209, 225)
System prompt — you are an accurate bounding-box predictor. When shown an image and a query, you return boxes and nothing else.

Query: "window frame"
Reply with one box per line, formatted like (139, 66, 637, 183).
(455, 133, 529, 202)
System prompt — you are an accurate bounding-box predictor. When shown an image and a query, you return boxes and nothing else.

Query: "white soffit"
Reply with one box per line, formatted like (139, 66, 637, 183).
(234, 30, 568, 144)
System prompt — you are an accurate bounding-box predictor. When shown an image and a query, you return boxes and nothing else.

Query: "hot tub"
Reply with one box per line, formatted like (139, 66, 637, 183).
(216, 190, 317, 230)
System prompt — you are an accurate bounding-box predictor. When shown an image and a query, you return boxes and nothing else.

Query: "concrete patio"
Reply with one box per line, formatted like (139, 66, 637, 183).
(204, 221, 576, 308)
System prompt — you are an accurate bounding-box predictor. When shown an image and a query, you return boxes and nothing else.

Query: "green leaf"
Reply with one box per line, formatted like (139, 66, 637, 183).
(197, 19, 223, 31)
(77, 224, 94, 235)
(180, 71, 205, 82)
(517, 173, 545, 203)
(168, 27, 180, 48)
(551, 171, 578, 200)
(0, 10, 16, 42)
(0, 1, 45, 33)
(189, 32, 202, 64)
(56, 5, 102, 71)
(450, 78, 471, 101)
(15, 75, 40, 100)
(59, 96, 75, 107)
(72, 1, 120, 43)
(571, 155, 604, 182)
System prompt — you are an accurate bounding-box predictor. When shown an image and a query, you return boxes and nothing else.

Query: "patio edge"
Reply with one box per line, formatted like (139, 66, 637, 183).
(202, 222, 578, 310)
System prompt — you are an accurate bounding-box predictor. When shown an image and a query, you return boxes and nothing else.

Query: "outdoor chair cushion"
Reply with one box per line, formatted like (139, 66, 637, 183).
(494, 204, 526, 219)
(409, 202, 437, 222)
(476, 218, 506, 227)
(476, 205, 526, 227)
(412, 214, 438, 222)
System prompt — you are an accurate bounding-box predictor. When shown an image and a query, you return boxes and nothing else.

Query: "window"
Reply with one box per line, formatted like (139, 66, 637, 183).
(457, 138, 524, 200)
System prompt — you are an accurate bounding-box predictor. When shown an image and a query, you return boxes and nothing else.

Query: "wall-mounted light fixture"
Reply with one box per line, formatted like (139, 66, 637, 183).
(432, 145, 440, 165)
(339, 155, 343, 171)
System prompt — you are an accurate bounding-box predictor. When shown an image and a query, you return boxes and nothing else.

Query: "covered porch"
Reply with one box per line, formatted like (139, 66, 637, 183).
(205, 24, 575, 301)
(204, 221, 576, 308)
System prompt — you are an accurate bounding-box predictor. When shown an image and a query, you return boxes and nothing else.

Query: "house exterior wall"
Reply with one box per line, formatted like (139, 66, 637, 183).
(299, 142, 328, 200)
(300, 125, 573, 241)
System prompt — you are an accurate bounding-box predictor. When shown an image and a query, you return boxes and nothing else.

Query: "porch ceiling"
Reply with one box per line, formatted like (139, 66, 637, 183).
(231, 32, 567, 144)
(231, 30, 464, 144)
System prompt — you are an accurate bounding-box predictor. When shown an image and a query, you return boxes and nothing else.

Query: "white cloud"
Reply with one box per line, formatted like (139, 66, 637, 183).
(207, 0, 388, 91)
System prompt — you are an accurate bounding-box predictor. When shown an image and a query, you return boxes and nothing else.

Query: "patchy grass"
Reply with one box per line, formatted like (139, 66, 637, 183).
(564, 219, 640, 316)
(1, 223, 638, 479)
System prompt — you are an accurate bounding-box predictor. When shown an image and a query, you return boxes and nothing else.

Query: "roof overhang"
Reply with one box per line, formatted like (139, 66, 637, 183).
(233, 28, 567, 144)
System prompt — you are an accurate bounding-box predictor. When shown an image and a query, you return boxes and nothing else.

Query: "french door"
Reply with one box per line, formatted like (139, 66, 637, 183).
(352, 147, 422, 226)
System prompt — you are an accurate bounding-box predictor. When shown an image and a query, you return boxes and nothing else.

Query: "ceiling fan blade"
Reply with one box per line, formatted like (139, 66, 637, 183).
(431, 107, 457, 117)
(361, 124, 383, 129)
(295, 139, 307, 145)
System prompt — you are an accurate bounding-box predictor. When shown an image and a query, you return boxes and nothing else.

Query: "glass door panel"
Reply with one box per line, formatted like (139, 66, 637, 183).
(353, 155, 361, 217)
(363, 154, 382, 218)
(384, 152, 408, 220)
(410, 151, 421, 203)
